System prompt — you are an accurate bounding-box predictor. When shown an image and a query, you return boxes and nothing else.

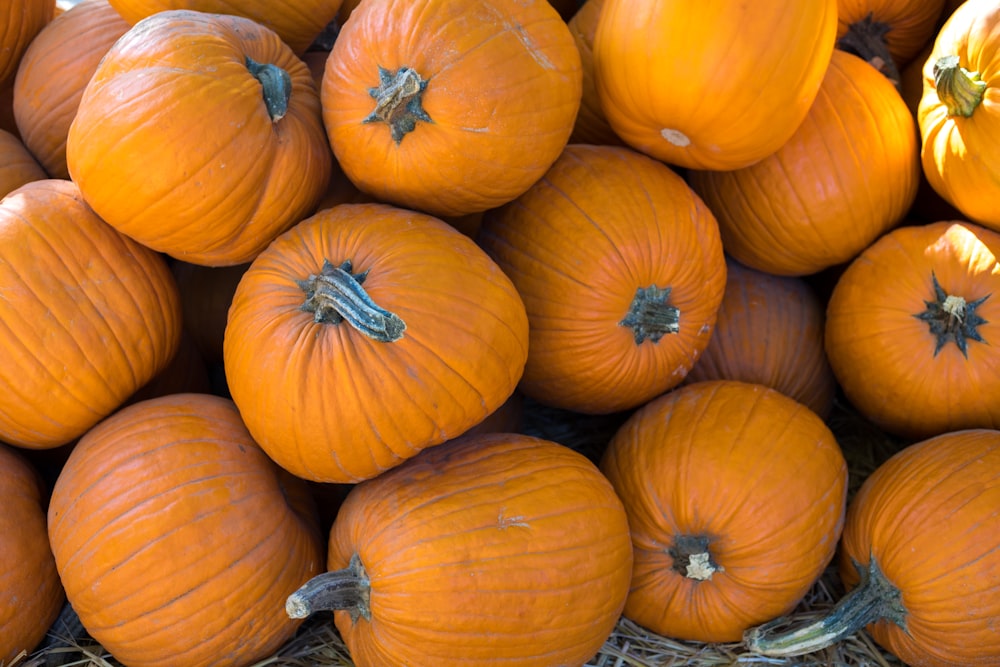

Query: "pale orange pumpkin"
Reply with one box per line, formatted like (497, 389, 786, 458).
(0, 129, 46, 197)
(0, 0, 53, 85)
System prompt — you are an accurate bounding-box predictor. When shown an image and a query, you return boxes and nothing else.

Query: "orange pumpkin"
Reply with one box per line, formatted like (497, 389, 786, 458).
(0, 129, 46, 197)
(746, 428, 1000, 666)
(600, 380, 848, 643)
(477, 144, 727, 414)
(690, 49, 919, 276)
(224, 202, 529, 483)
(321, 0, 582, 217)
(918, 0, 1000, 232)
(66, 10, 332, 266)
(593, 0, 837, 170)
(685, 257, 837, 419)
(826, 221, 1000, 439)
(0, 0, 53, 85)
(0, 179, 181, 449)
(286, 432, 633, 667)
(171, 261, 250, 365)
(0, 444, 63, 664)
(835, 0, 947, 82)
(13, 0, 130, 179)
(567, 0, 622, 146)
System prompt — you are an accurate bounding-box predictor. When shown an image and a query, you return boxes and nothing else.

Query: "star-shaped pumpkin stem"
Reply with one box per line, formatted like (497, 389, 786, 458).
(619, 284, 680, 344)
(363, 65, 433, 144)
(913, 271, 989, 358)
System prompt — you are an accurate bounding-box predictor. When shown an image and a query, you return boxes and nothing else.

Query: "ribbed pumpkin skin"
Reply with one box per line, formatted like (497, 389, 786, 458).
(478, 144, 726, 414)
(839, 429, 1000, 666)
(689, 50, 919, 277)
(593, 0, 837, 170)
(0, 128, 45, 197)
(328, 432, 633, 666)
(685, 258, 836, 419)
(566, 0, 621, 146)
(65, 10, 332, 266)
(0, 0, 53, 85)
(0, 444, 63, 664)
(47, 394, 324, 667)
(13, 0, 130, 179)
(224, 203, 529, 483)
(600, 380, 848, 643)
(826, 221, 1000, 440)
(322, 0, 582, 218)
(0, 179, 181, 449)
(836, 0, 947, 67)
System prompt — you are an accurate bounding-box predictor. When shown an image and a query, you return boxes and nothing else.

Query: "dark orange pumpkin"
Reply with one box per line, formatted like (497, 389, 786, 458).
(0, 0, 53, 85)
(66, 10, 332, 266)
(224, 202, 529, 483)
(0, 129, 46, 197)
(48, 393, 324, 667)
(321, 0, 582, 217)
(286, 432, 633, 667)
(567, 0, 622, 146)
(600, 380, 848, 643)
(0, 179, 181, 449)
(171, 261, 250, 365)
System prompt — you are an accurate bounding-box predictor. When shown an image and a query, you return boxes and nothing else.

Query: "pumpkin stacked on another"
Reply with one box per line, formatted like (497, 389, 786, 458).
(0, 0, 53, 85)
(0, 128, 45, 197)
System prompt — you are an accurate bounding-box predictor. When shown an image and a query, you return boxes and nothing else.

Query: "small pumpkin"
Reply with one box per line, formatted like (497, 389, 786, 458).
(477, 143, 727, 414)
(286, 432, 633, 667)
(600, 380, 848, 643)
(746, 428, 1000, 666)
(224, 202, 529, 483)
(0, 128, 46, 197)
(0, 0, 53, 85)
(0, 444, 64, 664)
(48, 393, 324, 667)
(825, 220, 1000, 440)
(66, 10, 332, 266)
(321, 0, 582, 217)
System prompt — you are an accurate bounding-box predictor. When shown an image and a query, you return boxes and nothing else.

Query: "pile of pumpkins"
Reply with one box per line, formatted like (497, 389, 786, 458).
(1, 0, 999, 666)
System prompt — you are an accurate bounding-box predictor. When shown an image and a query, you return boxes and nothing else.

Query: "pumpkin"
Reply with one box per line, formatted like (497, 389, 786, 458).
(826, 221, 1000, 440)
(125, 329, 213, 405)
(286, 432, 633, 667)
(689, 49, 919, 276)
(12, 0, 130, 179)
(0, 128, 46, 197)
(746, 428, 1000, 666)
(0, 444, 64, 664)
(0, 0, 53, 85)
(600, 380, 848, 643)
(47, 393, 324, 667)
(321, 0, 582, 217)
(566, 0, 622, 146)
(685, 257, 837, 419)
(593, 0, 837, 170)
(65, 10, 332, 266)
(0, 179, 181, 449)
(477, 143, 727, 414)
(224, 202, 529, 483)
(171, 261, 250, 365)
(918, 0, 1000, 232)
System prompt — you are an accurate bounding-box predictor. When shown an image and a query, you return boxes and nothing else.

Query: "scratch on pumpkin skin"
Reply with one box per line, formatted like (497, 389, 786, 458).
(497, 507, 530, 529)
(507, 21, 555, 70)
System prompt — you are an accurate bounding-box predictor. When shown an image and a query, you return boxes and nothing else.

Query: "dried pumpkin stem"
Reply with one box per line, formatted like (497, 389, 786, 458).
(933, 54, 986, 118)
(669, 534, 723, 581)
(913, 271, 989, 358)
(246, 56, 292, 122)
(363, 65, 432, 144)
(286, 553, 372, 622)
(297, 259, 406, 342)
(744, 556, 906, 657)
(836, 13, 901, 88)
(619, 284, 680, 344)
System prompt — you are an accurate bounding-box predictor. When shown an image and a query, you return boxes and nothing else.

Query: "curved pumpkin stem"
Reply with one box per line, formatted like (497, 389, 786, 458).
(363, 65, 433, 144)
(297, 259, 406, 342)
(744, 556, 906, 657)
(246, 56, 292, 122)
(286, 553, 372, 623)
(836, 14, 900, 88)
(619, 284, 680, 344)
(933, 55, 986, 118)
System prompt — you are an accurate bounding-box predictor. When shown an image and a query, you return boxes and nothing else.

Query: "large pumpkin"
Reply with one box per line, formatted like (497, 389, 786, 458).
(65, 10, 332, 266)
(600, 380, 848, 643)
(825, 220, 1000, 440)
(0, 128, 45, 197)
(593, 0, 837, 170)
(477, 143, 727, 414)
(224, 202, 529, 483)
(321, 0, 582, 218)
(47, 393, 324, 667)
(746, 428, 1000, 666)
(286, 432, 633, 667)
(0, 0, 53, 85)
(0, 179, 181, 449)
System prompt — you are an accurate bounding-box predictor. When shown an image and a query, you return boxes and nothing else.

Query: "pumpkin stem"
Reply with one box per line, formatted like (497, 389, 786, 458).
(286, 553, 372, 623)
(619, 285, 680, 344)
(912, 271, 989, 358)
(744, 556, 906, 657)
(297, 259, 406, 342)
(669, 534, 723, 581)
(836, 14, 901, 88)
(246, 56, 292, 122)
(363, 65, 433, 144)
(932, 54, 987, 118)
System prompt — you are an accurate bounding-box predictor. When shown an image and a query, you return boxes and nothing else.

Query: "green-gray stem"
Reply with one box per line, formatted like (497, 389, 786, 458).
(619, 284, 680, 344)
(246, 56, 292, 122)
(933, 54, 986, 118)
(298, 259, 406, 342)
(363, 65, 432, 144)
(286, 553, 372, 623)
(836, 13, 901, 88)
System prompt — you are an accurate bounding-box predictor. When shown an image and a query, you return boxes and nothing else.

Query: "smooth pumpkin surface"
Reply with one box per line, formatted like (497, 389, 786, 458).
(593, 0, 837, 170)
(0, 128, 46, 197)
(0, 179, 181, 449)
(0, 0, 53, 85)
(566, 0, 622, 146)
(224, 202, 529, 483)
(600, 380, 848, 643)
(65, 10, 332, 266)
(48, 393, 324, 667)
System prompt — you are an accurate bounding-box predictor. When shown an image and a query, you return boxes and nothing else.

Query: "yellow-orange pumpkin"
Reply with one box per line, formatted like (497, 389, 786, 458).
(0, 129, 46, 197)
